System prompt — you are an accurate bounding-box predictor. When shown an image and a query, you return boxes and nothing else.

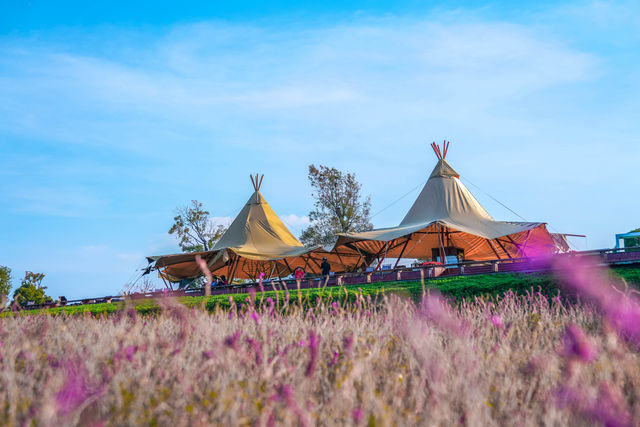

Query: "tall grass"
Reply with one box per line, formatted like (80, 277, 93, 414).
(1, 260, 639, 425)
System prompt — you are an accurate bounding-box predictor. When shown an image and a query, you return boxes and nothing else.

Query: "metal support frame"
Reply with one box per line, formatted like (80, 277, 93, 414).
(374, 242, 390, 271)
(393, 238, 411, 269)
(486, 239, 501, 259)
(495, 239, 513, 259)
(505, 235, 525, 258)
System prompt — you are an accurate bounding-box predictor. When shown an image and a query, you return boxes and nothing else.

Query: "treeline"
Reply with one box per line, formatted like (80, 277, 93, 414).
(169, 164, 373, 252)
(0, 266, 52, 308)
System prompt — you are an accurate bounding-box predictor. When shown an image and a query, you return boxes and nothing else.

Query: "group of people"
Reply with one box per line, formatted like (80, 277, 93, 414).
(186, 257, 331, 289)
(292, 257, 331, 281)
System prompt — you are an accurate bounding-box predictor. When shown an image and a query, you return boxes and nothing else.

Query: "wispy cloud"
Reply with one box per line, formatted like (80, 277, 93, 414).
(281, 214, 311, 231)
(1, 6, 638, 298)
(8, 186, 108, 217)
(0, 18, 597, 155)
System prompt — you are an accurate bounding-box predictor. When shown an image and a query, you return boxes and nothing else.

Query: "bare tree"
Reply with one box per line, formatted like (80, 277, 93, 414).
(122, 276, 157, 294)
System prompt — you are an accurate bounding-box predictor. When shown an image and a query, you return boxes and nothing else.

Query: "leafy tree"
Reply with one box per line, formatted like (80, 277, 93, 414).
(0, 266, 11, 297)
(169, 200, 228, 252)
(13, 271, 52, 307)
(0, 266, 11, 306)
(300, 165, 373, 246)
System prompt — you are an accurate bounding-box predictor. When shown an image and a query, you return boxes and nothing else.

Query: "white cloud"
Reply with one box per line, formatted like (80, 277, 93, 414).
(8, 186, 108, 217)
(281, 214, 311, 229)
(211, 216, 234, 227)
(0, 17, 597, 156)
(1, 9, 636, 260)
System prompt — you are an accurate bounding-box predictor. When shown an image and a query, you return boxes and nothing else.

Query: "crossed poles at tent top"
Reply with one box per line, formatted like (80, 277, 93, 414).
(250, 174, 264, 192)
(431, 140, 451, 160)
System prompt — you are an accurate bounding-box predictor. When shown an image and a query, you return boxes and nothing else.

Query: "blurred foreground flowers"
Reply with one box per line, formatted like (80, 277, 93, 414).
(1, 262, 640, 425)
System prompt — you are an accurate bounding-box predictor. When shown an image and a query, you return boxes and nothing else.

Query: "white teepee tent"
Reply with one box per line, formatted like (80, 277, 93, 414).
(333, 142, 557, 264)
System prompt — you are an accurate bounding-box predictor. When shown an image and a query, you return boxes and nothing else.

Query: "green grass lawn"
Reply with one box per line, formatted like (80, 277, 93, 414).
(9, 265, 640, 317)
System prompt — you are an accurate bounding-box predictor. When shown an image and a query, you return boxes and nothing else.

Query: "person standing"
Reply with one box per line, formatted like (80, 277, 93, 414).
(321, 257, 331, 277)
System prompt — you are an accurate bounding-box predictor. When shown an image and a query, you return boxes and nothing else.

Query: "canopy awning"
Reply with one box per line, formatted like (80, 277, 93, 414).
(333, 141, 558, 262)
(149, 174, 362, 282)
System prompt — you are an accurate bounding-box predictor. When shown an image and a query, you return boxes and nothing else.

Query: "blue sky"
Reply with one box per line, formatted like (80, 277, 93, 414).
(1, 1, 639, 299)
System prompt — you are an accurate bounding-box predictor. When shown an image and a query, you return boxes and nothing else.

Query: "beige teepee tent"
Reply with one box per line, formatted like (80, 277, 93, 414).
(333, 142, 557, 266)
(151, 175, 360, 282)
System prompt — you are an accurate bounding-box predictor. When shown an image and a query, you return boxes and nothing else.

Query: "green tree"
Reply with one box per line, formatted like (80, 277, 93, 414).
(0, 266, 12, 305)
(13, 271, 52, 307)
(168, 200, 228, 252)
(300, 165, 373, 246)
(0, 266, 11, 296)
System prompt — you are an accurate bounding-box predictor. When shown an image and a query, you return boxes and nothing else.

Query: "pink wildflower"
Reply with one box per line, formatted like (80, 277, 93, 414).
(56, 361, 100, 416)
(421, 292, 467, 336)
(343, 334, 354, 354)
(352, 408, 364, 424)
(561, 324, 597, 363)
(224, 331, 241, 351)
(251, 311, 261, 325)
(305, 330, 320, 377)
(330, 350, 339, 366)
(490, 315, 504, 328)
(124, 345, 137, 362)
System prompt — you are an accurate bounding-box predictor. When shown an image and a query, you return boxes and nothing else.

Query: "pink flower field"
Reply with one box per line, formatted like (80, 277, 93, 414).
(1, 261, 640, 426)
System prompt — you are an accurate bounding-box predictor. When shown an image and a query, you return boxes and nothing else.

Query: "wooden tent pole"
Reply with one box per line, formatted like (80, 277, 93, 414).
(282, 258, 293, 276)
(306, 254, 323, 273)
(438, 223, 447, 264)
(486, 239, 501, 259)
(495, 239, 513, 259)
(353, 252, 363, 272)
(229, 255, 240, 284)
(334, 251, 346, 271)
(345, 242, 369, 270)
(159, 270, 172, 290)
(520, 230, 532, 257)
(269, 261, 277, 279)
(374, 242, 389, 271)
(393, 238, 410, 269)
(505, 235, 525, 258)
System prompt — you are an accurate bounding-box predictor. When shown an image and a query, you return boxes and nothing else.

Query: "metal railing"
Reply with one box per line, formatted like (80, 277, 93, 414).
(21, 246, 640, 310)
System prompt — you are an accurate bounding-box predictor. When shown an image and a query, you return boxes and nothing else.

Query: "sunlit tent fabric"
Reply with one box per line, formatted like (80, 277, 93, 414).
(333, 142, 557, 264)
(150, 175, 360, 282)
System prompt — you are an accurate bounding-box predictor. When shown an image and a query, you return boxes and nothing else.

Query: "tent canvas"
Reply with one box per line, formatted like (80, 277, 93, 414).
(334, 142, 557, 265)
(150, 175, 361, 282)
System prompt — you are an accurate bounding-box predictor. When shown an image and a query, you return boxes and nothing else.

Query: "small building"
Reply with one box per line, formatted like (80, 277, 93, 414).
(615, 229, 640, 249)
